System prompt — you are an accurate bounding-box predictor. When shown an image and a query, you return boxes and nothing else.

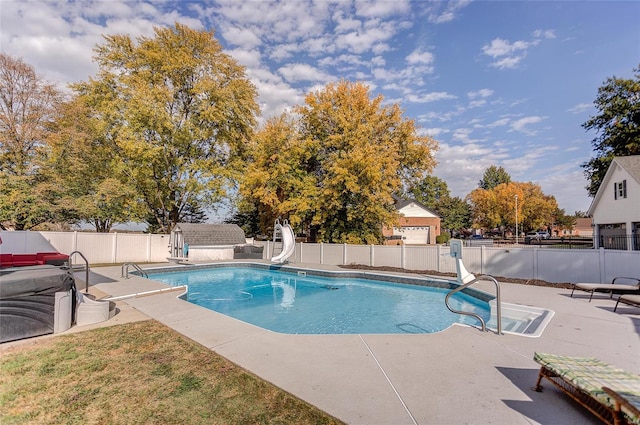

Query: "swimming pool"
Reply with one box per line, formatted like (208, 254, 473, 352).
(147, 264, 492, 335)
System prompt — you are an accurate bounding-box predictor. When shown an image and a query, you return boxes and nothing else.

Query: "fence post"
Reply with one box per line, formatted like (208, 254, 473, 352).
(599, 247, 606, 283)
(343, 243, 347, 265)
(533, 247, 539, 280)
(370, 244, 375, 266)
(480, 245, 485, 275)
(147, 234, 152, 262)
(112, 232, 118, 263)
(73, 231, 78, 252)
(401, 243, 405, 269)
(320, 242, 324, 264)
(437, 244, 441, 273)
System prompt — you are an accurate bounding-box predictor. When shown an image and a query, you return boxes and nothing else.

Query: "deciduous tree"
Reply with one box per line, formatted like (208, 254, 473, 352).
(0, 53, 62, 229)
(468, 182, 558, 234)
(41, 98, 144, 232)
(241, 81, 438, 244)
(582, 66, 640, 196)
(73, 23, 259, 233)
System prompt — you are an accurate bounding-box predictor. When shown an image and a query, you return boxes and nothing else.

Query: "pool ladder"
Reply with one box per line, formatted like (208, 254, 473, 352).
(121, 262, 148, 279)
(445, 274, 502, 335)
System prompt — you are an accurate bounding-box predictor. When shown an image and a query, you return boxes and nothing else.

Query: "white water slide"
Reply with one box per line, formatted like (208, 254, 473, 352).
(270, 221, 296, 263)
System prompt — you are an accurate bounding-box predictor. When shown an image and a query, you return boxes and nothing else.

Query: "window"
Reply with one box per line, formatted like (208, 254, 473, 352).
(614, 180, 627, 199)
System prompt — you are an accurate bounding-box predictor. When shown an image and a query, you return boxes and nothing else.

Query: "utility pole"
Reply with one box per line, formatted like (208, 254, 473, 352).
(515, 195, 518, 245)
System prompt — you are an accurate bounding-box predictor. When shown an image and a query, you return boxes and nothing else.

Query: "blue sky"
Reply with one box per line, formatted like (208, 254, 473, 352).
(2, 0, 639, 217)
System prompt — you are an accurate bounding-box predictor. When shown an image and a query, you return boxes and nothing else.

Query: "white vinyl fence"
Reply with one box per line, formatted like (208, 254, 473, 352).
(0, 231, 170, 264)
(2, 231, 638, 284)
(261, 241, 640, 285)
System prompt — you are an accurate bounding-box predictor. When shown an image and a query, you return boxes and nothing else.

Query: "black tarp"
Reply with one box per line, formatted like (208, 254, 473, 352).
(0, 266, 76, 343)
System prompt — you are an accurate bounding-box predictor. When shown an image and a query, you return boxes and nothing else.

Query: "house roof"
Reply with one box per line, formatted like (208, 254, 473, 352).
(587, 155, 640, 216)
(394, 198, 440, 218)
(173, 223, 246, 246)
(615, 155, 640, 183)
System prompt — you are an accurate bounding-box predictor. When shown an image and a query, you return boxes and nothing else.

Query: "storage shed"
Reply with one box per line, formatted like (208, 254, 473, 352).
(169, 223, 261, 261)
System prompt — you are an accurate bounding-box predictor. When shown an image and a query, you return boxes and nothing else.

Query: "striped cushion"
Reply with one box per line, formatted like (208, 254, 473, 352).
(534, 352, 640, 423)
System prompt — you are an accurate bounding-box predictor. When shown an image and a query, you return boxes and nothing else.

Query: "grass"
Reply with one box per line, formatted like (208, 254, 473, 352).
(0, 320, 345, 425)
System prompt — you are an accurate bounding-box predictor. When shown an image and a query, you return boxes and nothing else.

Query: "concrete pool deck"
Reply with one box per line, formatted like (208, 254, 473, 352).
(36, 262, 640, 424)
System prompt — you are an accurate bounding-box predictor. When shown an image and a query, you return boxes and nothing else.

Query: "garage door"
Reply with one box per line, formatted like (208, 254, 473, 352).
(402, 227, 430, 244)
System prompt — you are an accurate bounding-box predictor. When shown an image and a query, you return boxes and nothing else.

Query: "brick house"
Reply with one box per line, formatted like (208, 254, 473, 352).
(382, 199, 441, 245)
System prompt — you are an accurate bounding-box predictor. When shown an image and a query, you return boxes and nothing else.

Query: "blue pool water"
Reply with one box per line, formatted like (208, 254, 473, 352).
(148, 266, 492, 334)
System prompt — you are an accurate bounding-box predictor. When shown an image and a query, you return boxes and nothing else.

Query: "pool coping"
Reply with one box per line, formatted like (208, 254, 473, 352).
(62, 261, 640, 424)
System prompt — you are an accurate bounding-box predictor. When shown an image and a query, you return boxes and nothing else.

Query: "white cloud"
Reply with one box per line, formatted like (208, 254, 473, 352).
(217, 26, 262, 49)
(427, 0, 473, 24)
(278, 63, 333, 83)
(482, 38, 531, 58)
(487, 118, 510, 128)
(451, 128, 482, 144)
(355, 0, 412, 18)
(424, 127, 450, 137)
(406, 49, 434, 65)
(533, 29, 556, 39)
(467, 88, 494, 99)
(491, 56, 525, 69)
(510, 116, 547, 134)
(481, 31, 554, 70)
(567, 103, 592, 114)
(406, 92, 456, 103)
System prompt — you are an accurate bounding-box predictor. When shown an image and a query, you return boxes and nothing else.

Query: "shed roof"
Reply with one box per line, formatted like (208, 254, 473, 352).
(173, 223, 246, 246)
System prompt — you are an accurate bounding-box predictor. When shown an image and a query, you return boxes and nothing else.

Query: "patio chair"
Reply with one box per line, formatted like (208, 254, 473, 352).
(614, 294, 640, 312)
(533, 352, 640, 425)
(570, 277, 640, 302)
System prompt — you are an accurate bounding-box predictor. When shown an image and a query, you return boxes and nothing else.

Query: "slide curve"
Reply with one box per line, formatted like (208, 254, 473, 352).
(271, 224, 295, 263)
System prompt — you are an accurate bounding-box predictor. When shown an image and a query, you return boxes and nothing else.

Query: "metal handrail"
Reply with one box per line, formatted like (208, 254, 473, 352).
(445, 274, 502, 335)
(69, 250, 90, 294)
(121, 262, 148, 279)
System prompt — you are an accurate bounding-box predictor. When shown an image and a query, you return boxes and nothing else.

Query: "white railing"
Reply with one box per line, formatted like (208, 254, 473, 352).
(2, 231, 639, 284)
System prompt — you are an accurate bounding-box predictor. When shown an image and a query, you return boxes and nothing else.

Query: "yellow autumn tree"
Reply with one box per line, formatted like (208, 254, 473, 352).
(241, 80, 438, 244)
(71, 23, 259, 233)
(468, 182, 558, 233)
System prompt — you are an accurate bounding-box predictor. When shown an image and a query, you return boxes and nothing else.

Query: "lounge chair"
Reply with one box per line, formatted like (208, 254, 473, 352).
(570, 277, 640, 302)
(533, 352, 640, 425)
(614, 294, 640, 312)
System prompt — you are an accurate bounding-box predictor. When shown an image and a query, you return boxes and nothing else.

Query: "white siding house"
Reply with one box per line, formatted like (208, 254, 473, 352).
(587, 155, 640, 251)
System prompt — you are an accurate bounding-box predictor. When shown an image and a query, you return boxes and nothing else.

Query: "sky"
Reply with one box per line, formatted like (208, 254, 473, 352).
(1, 0, 639, 218)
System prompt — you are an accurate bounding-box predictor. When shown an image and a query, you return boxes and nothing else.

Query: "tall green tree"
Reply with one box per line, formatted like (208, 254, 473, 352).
(72, 23, 259, 233)
(408, 175, 470, 234)
(409, 175, 449, 210)
(0, 53, 63, 230)
(241, 80, 438, 244)
(582, 66, 640, 196)
(478, 165, 511, 190)
(551, 207, 576, 235)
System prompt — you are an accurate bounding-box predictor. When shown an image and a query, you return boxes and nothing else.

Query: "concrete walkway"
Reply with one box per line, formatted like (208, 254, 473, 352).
(39, 262, 640, 424)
